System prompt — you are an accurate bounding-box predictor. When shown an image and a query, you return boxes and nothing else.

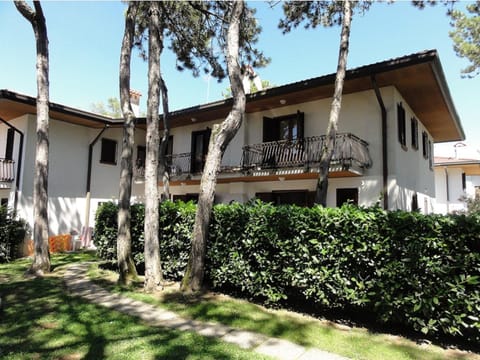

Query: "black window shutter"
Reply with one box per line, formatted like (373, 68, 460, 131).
(263, 116, 278, 142)
(5, 128, 14, 160)
(397, 103, 406, 146)
(203, 128, 211, 157)
(297, 111, 305, 140)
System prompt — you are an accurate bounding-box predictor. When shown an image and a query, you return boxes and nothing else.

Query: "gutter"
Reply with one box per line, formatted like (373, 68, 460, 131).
(444, 166, 450, 213)
(0, 116, 24, 212)
(430, 57, 465, 141)
(371, 76, 389, 210)
(84, 125, 109, 232)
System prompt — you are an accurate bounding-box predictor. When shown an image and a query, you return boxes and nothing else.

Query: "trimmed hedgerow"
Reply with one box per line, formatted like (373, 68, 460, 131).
(93, 200, 480, 343)
(0, 206, 29, 263)
(93, 200, 195, 280)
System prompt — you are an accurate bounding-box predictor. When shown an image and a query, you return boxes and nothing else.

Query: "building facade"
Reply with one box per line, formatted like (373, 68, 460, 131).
(0, 49, 465, 237)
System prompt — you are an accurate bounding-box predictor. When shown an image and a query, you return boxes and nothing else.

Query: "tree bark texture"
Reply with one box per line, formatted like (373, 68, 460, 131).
(159, 75, 170, 201)
(15, 0, 51, 274)
(315, 0, 352, 206)
(117, 2, 139, 286)
(144, 1, 164, 292)
(181, 1, 246, 292)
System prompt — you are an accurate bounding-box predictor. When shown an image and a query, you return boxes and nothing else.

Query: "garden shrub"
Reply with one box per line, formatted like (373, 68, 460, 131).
(93, 200, 195, 280)
(0, 206, 29, 262)
(94, 200, 480, 343)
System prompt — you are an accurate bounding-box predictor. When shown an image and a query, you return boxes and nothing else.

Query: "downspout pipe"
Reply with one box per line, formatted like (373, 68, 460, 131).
(84, 125, 109, 232)
(0, 116, 25, 212)
(444, 166, 450, 213)
(371, 76, 389, 210)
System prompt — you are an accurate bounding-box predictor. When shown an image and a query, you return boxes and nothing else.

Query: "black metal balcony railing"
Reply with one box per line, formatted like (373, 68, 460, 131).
(167, 153, 191, 176)
(0, 158, 15, 182)
(241, 133, 372, 172)
(132, 133, 372, 180)
(133, 153, 192, 180)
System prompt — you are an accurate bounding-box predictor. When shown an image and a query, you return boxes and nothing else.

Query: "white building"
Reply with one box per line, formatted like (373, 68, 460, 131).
(434, 142, 480, 214)
(0, 49, 465, 237)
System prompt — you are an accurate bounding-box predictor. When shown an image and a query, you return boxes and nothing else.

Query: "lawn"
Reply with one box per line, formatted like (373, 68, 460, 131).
(2, 253, 479, 360)
(0, 252, 271, 360)
(88, 260, 480, 360)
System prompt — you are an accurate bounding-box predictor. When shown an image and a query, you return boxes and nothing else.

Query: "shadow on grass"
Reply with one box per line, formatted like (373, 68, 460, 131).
(153, 290, 477, 360)
(0, 259, 268, 360)
(49, 250, 98, 272)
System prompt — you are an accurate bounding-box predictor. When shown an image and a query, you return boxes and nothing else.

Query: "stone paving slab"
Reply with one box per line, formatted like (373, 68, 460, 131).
(63, 263, 349, 360)
(256, 338, 307, 359)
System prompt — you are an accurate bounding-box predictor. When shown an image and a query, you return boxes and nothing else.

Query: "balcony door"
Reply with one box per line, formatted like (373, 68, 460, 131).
(263, 111, 304, 142)
(191, 129, 211, 173)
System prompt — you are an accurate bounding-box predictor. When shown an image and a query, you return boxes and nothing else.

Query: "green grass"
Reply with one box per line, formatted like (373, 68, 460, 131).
(89, 262, 480, 360)
(0, 253, 271, 360)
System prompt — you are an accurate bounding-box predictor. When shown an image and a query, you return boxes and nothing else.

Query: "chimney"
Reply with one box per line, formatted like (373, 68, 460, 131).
(241, 64, 262, 94)
(129, 89, 142, 117)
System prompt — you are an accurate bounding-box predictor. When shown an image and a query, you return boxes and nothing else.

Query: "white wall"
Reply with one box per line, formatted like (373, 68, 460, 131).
(434, 168, 480, 214)
(388, 88, 435, 213)
(168, 86, 435, 211)
(12, 114, 147, 235)
(434, 166, 465, 214)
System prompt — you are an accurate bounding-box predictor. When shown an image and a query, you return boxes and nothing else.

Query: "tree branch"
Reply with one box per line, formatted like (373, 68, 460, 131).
(14, 0, 36, 23)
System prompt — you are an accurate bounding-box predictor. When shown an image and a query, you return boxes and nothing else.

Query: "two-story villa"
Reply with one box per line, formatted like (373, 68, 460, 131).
(0, 49, 465, 237)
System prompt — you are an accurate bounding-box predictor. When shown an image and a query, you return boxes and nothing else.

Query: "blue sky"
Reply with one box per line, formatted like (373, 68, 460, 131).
(0, 1, 479, 143)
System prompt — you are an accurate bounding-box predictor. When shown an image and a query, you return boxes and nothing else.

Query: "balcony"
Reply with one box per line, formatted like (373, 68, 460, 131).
(0, 158, 15, 183)
(241, 133, 372, 176)
(133, 133, 372, 181)
(134, 153, 192, 181)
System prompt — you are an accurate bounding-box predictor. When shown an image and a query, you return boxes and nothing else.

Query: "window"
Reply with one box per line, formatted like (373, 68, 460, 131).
(410, 117, 418, 150)
(255, 190, 313, 207)
(428, 140, 433, 170)
(100, 138, 117, 165)
(172, 193, 199, 203)
(1, 198, 8, 207)
(163, 135, 174, 166)
(5, 128, 14, 160)
(397, 103, 406, 149)
(462, 172, 466, 191)
(136, 146, 146, 168)
(336, 188, 358, 207)
(263, 111, 304, 142)
(191, 129, 211, 173)
(136, 137, 173, 169)
(411, 193, 419, 211)
(422, 131, 429, 159)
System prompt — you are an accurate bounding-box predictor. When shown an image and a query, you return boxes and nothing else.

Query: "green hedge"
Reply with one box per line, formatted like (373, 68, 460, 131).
(0, 206, 29, 263)
(93, 200, 480, 343)
(94, 201, 195, 280)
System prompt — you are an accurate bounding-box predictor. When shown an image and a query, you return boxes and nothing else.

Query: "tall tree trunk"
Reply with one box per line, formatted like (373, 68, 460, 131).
(315, 0, 352, 206)
(159, 75, 170, 201)
(144, 0, 164, 292)
(181, 1, 245, 292)
(117, 2, 139, 286)
(15, 0, 51, 275)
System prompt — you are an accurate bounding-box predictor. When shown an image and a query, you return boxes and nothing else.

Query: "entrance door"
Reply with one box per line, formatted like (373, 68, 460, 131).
(191, 129, 211, 173)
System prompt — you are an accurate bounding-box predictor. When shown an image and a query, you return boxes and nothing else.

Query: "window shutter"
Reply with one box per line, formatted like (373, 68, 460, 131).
(297, 111, 305, 140)
(397, 103, 406, 147)
(263, 116, 278, 142)
(203, 128, 211, 157)
(5, 128, 14, 161)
